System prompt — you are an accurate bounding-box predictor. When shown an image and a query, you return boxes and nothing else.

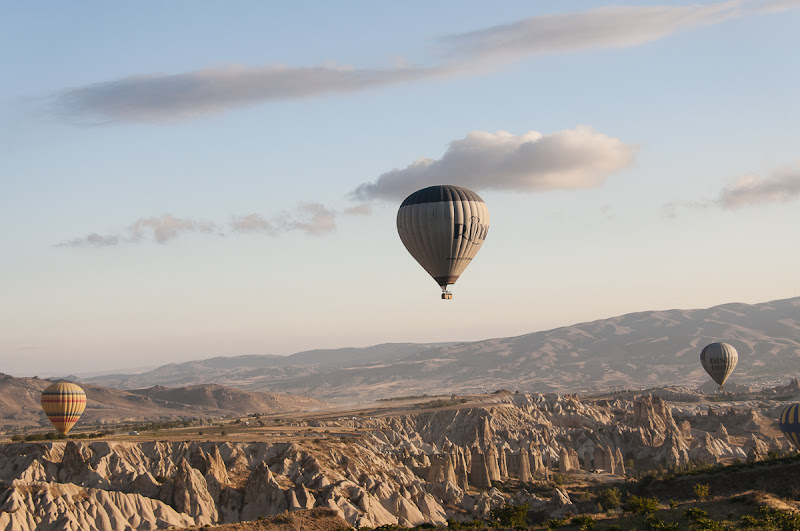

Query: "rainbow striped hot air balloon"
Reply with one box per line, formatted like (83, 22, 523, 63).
(779, 403, 800, 450)
(41, 382, 86, 435)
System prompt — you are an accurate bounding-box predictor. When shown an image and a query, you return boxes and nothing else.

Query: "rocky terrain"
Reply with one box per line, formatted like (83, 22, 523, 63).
(0, 375, 327, 432)
(76, 297, 800, 400)
(2, 383, 798, 530)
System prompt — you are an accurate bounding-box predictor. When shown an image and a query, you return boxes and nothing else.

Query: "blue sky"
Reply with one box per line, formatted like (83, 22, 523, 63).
(2, 1, 799, 377)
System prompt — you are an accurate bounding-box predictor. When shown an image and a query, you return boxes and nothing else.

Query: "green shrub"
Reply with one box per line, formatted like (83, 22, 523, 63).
(490, 503, 528, 527)
(683, 507, 708, 521)
(740, 506, 800, 529)
(545, 517, 566, 529)
(570, 514, 595, 530)
(596, 487, 622, 511)
(644, 514, 678, 530)
(625, 495, 659, 514)
(693, 483, 711, 501)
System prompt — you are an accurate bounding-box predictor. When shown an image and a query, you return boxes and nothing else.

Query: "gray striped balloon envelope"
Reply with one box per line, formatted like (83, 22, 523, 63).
(397, 185, 489, 299)
(700, 342, 738, 389)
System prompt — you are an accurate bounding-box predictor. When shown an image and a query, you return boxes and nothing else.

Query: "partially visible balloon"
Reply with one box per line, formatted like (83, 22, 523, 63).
(700, 342, 738, 389)
(779, 403, 800, 450)
(41, 382, 86, 435)
(397, 185, 489, 299)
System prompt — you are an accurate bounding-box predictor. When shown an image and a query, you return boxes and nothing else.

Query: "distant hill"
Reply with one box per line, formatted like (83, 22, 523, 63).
(0, 374, 327, 431)
(79, 343, 449, 391)
(79, 297, 800, 401)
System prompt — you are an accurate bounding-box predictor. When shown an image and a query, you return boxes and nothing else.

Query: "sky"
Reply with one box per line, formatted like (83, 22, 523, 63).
(2, 1, 799, 377)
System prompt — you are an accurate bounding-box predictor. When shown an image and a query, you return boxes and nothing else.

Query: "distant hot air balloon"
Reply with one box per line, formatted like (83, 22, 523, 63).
(397, 185, 489, 299)
(41, 382, 86, 435)
(779, 403, 800, 450)
(700, 342, 738, 390)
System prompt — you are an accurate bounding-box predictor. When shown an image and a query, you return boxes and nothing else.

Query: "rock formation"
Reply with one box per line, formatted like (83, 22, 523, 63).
(0, 391, 788, 530)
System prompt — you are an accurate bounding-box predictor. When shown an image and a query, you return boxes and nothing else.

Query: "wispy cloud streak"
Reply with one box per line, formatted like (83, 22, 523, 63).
(129, 214, 216, 243)
(232, 202, 336, 236)
(58, 233, 121, 248)
(663, 161, 800, 216)
(59, 204, 340, 247)
(439, 3, 740, 65)
(54, 64, 440, 124)
(49, 1, 798, 123)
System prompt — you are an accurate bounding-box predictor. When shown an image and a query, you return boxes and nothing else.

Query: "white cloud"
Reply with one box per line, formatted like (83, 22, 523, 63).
(290, 203, 337, 235)
(344, 203, 373, 216)
(663, 161, 800, 216)
(57, 233, 120, 248)
(719, 165, 800, 209)
(58, 214, 216, 247)
(49, 1, 797, 123)
(231, 213, 281, 235)
(128, 214, 216, 244)
(352, 126, 637, 201)
(232, 202, 337, 236)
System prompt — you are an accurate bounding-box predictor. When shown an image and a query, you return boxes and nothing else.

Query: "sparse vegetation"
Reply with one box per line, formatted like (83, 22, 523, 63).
(644, 514, 679, 530)
(570, 514, 596, 530)
(416, 398, 468, 409)
(596, 487, 622, 511)
(625, 495, 660, 514)
(376, 394, 439, 402)
(12, 431, 111, 442)
(693, 483, 711, 501)
(489, 502, 528, 527)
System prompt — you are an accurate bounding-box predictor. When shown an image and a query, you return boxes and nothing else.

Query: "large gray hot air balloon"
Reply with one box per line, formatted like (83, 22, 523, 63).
(397, 185, 489, 299)
(700, 341, 738, 390)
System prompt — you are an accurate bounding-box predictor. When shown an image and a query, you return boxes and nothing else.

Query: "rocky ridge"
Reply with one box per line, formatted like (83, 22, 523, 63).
(0, 391, 790, 530)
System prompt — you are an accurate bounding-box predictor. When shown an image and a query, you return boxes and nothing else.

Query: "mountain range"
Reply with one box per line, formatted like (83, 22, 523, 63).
(71, 296, 800, 401)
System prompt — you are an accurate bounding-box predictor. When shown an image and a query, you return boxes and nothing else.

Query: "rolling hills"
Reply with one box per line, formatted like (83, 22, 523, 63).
(0, 374, 327, 430)
(77, 296, 800, 401)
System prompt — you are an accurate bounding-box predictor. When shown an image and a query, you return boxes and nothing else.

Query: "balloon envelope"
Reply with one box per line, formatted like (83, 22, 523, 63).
(779, 403, 800, 450)
(41, 382, 86, 435)
(397, 185, 489, 294)
(700, 342, 738, 388)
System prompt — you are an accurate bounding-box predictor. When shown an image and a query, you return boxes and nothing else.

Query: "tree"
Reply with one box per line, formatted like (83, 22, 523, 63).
(490, 503, 528, 527)
(693, 483, 710, 501)
(597, 487, 622, 511)
(625, 495, 659, 514)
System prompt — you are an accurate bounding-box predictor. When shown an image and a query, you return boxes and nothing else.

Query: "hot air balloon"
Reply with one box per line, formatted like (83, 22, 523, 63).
(397, 185, 489, 299)
(779, 403, 800, 450)
(41, 382, 86, 435)
(700, 342, 738, 390)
